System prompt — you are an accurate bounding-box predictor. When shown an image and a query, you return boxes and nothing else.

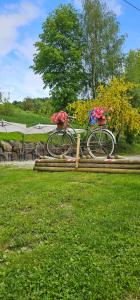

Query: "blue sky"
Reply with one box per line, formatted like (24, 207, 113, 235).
(0, 0, 140, 102)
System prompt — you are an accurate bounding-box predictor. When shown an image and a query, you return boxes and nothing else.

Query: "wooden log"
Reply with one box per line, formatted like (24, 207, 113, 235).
(35, 158, 76, 163)
(76, 168, 140, 174)
(34, 167, 75, 172)
(34, 166, 140, 174)
(79, 159, 140, 164)
(35, 158, 140, 164)
(35, 162, 76, 168)
(35, 162, 140, 169)
(78, 163, 140, 169)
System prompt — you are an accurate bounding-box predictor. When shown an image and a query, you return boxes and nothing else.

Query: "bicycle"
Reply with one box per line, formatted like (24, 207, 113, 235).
(47, 116, 116, 158)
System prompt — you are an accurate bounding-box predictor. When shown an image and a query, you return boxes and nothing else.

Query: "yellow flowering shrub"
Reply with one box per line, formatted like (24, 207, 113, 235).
(67, 77, 140, 135)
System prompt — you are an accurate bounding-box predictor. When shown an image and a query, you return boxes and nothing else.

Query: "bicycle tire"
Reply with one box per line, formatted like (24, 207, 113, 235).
(47, 130, 73, 158)
(87, 129, 114, 158)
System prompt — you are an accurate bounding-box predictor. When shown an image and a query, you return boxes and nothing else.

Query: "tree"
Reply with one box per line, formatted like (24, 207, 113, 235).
(0, 91, 15, 116)
(0, 90, 8, 103)
(32, 4, 84, 111)
(18, 97, 53, 115)
(0, 91, 2, 103)
(21, 97, 35, 111)
(82, 0, 125, 98)
(68, 78, 140, 140)
(125, 49, 140, 108)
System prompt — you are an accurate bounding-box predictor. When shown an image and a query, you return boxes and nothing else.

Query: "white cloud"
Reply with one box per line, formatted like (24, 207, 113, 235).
(22, 70, 50, 100)
(15, 37, 36, 62)
(0, 57, 49, 101)
(0, 1, 41, 56)
(0, 1, 49, 101)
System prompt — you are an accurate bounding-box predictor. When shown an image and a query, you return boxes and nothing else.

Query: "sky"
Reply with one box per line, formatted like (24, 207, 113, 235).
(0, 0, 140, 102)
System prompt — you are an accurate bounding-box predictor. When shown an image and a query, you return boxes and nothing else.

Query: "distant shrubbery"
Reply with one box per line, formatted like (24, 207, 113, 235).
(13, 97, 53, 116)
(0, 102, 16, 116)
(0, 93, 53, 127)
(0, 99, 52, 126)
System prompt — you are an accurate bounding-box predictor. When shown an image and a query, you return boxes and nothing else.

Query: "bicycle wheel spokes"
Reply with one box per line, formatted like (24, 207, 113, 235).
(47, 131, 73, 157)
(87, 129, 114, 158)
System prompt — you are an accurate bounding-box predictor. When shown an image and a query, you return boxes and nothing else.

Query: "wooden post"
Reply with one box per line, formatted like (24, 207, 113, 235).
(75, 133, 80, 168)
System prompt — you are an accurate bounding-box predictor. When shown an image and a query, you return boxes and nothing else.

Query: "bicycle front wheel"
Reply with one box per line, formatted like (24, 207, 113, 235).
(47, 131, 73, 158)
(87, 129, 114, 158)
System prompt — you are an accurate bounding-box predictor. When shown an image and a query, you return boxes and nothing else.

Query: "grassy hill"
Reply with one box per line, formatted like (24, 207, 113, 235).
(0, 109, 51, 126)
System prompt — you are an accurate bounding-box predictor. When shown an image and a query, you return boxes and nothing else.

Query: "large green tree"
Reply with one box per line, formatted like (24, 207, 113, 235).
(82, 0, 125, 98)
(32, 4, 84, 111)
(125, 49, 140, 108)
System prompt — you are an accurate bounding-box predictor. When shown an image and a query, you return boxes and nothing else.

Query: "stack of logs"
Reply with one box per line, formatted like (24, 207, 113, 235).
(34, 158, 140, 174)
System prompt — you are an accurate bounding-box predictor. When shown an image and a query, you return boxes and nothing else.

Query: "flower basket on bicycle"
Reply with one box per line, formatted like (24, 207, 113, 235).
(97, 117, 106, 126)
(56, 121, 65, 130)
(51, 111, 69, 129)
(89, 107, 109, 127)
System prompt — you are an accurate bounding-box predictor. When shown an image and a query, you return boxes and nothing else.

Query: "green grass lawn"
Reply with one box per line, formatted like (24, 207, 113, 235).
(0, 168, 139, 299)
(0, 132, 49, 143)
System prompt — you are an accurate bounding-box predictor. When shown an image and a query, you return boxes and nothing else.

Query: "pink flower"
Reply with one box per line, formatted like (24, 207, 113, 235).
(92, 107, 105, 119)
(51, 111, 68, 124)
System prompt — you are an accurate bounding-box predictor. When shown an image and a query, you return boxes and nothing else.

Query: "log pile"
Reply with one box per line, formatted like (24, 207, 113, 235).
(34, 158, 140, 174)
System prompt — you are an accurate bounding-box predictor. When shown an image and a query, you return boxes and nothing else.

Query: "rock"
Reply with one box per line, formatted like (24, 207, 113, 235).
(22, 143, 36, 160)
(25, 153, 34, 160)
(23, 143, 35, 154)
(0, 147, 5, 161)
(0, 141, 12, 152)
(12, 141, 23, 152)
(35, 142, 45, 157)
(12, 152, 19, 161)
(8, 141, 23, 160)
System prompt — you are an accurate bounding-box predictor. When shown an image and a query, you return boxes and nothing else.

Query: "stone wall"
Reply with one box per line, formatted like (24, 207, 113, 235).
(0, 141, 47, 161)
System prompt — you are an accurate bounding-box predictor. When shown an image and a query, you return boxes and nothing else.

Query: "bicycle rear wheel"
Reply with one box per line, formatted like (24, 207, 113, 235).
(87, 129, 114, 158)
(47, 131, 73, 158)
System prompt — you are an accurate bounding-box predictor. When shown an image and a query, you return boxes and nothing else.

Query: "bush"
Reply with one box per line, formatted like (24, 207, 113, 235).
(0, 103, 16, 116)
(68, 77, 140, 140)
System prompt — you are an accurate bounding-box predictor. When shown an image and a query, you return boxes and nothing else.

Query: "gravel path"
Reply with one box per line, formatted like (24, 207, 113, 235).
(122, 155, 140, 160)
(0, 160, 34, 169)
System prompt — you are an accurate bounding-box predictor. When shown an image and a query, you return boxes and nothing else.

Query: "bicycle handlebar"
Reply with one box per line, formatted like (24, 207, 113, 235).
(68, 115, 76, 120)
